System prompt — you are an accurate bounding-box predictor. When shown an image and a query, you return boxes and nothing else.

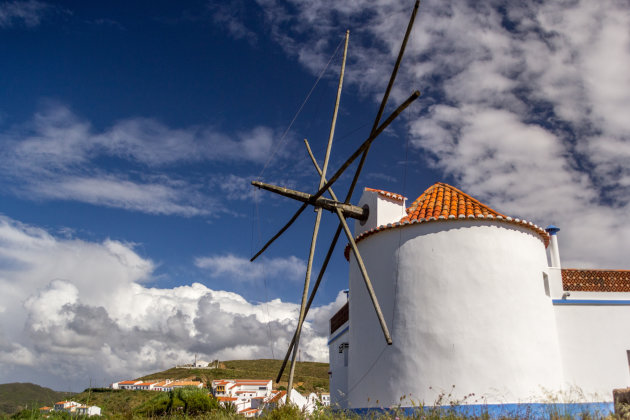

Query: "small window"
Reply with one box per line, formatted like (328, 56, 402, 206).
(627, 350, 630, 375)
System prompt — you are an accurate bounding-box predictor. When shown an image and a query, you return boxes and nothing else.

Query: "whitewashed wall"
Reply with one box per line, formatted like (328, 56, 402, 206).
(328, 320, 349, 408)
(354, 190, 406, 237)
(346, 220, 564, 408)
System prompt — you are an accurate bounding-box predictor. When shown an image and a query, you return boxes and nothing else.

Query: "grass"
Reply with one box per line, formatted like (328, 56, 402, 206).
(0, 383, 74, 416)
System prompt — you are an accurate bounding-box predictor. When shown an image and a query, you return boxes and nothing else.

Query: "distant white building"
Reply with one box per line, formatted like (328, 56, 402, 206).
(112, 380, 141, 390)
(76, 405, 101, 416)
(212, 379, 273, 417)
(329, 183, 630, 415)
(53, 401, 81, 412)
(264, 389, 313, 413)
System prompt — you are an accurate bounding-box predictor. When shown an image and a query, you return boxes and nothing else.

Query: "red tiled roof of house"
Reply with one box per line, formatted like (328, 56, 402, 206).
(345, 182, 550, 260)
(267, 391, 286, 403)
(240, 408, 260, 415)
(365, 187, 406, 202)
(213, 380, 230, 385)
(118, 380, 138, 385)
(562, 269, 630, 292)
(234, 379, 270, 384)
(171, 381, 202, 387)
(218, 397, 238, 402)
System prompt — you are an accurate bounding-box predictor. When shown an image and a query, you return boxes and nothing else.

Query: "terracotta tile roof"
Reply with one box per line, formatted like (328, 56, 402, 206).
(267, 390, 286, 403)
(234, 380, 270, 384)
(403, 182, 505, 221)
(170, 380, 203, 387)
(218, 397, 238, 402)
(364, 187, 406, 202)
(345, 182, 550, 260)
(562, 269, 630, 292)
(213, 380, 231, 385)
(240, 408, 259, 413)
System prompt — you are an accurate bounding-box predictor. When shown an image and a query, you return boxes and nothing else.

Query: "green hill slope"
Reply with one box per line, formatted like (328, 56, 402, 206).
(0, 383, 74, 415)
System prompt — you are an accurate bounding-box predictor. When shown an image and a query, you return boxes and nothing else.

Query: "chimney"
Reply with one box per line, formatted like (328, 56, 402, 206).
(545, 225, 561, 268)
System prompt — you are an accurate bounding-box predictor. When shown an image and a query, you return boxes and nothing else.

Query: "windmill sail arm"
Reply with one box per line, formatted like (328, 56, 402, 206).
(251, 180, 367, 221)
(309, 90, 421, 204)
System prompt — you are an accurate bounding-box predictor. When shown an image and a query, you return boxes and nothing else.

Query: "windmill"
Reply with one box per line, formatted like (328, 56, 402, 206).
(251, 1, 421, 399)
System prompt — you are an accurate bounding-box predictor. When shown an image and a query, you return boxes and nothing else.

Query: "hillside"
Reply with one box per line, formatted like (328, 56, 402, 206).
(137, 359, 329, 394)
(0, 383, 74, 415)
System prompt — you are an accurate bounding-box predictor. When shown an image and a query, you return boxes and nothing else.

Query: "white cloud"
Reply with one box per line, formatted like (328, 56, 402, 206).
(195, 253, 306, 283)
(0, 0, 49, 28)
(28, 175, 213, 216)
(0, 215, 341, 390)
(0, 104, 283, 215)
(253, 0, 630, 269)
(6, 104, 278, 169)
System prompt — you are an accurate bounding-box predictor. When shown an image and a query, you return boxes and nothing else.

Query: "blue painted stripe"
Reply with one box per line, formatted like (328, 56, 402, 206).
(327, 325, 349, 345)
(350, 402, 614, 419)
(553, 299, 630, 305)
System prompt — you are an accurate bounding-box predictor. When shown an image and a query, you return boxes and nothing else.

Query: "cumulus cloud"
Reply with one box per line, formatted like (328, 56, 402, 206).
(195, 254, 306, 282)
(0, 104, 281, 216)
(252, 0, 630, 269)
(0, 215, 342, 390)
(0, 0, 49, 28)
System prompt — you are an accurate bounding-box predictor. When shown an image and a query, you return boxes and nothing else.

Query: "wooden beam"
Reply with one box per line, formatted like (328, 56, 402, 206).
(249, 91, 418, 262)
(251, 180, 368, 221)
(286, 29, 350, 401)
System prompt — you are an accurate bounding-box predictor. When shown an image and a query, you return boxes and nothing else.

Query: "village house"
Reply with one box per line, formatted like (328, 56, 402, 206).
(43, 401, 100, 416)
(110, 379, 203, 391)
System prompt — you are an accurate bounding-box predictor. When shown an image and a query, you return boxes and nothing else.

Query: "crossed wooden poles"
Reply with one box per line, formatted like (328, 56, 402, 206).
(251, 0, 421, 399)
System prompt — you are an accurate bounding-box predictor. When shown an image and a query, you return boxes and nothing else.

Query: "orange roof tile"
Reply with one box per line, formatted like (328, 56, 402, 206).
(365, 187, 406, 202)
(267, 390, 286, 403)
(234, 380, 270, 385)
(562, 269, 630, 292)
(240, 408, 259, 414)
(218, 397, 238, 402)
(345, 182, 549, 260)
(402, 182, 505, 221)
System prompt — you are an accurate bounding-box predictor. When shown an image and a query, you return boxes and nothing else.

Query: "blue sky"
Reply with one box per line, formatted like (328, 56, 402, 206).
(1, 0, 629, 391)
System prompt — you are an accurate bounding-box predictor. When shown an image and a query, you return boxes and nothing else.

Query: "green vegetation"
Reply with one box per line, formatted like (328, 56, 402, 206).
(0, 383, 74, 415)
(137, 359, 329, 394)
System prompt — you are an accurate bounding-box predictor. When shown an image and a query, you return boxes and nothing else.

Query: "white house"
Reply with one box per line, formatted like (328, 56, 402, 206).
(76, 405, 101, 416)
(53, 401, 81, 412)
(211, 379, 272, 416)
(114, 380, 141, 390)
(329, 183, 630, 415)
(211, 379, 272, 399)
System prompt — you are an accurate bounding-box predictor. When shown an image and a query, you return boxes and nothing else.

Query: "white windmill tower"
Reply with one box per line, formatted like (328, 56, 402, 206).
(251, 1, 422, 399)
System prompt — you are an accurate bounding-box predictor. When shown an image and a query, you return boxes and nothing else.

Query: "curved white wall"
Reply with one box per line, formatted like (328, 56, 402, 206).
(346, 220, 564, 408)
